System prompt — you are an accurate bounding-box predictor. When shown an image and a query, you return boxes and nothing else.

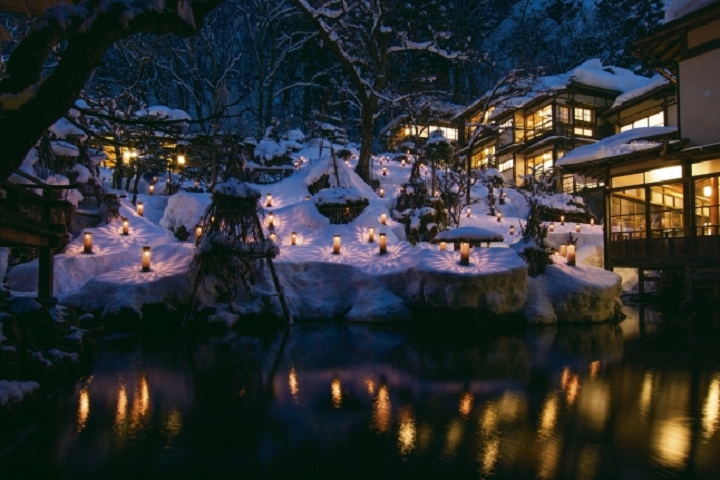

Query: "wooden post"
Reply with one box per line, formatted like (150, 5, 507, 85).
(38, 247, 54, 299)
(253, 212, 293, 325)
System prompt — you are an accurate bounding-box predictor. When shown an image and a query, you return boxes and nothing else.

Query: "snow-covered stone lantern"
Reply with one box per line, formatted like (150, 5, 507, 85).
(380, 213, 387, 225)
(333, 234, 341, 254)
(379, 233, 387, 255)
(459, 242, 470, 266)
(368, 227, 375, 243)
(137, 202, 144, 217)
(122, 220, 129, 236)
(291, 232, 297, 246)
(141, 246, 151, 272)
(83, 232, 93, 254)
(266, 193, 273, 207)
(567, 245, 576, 266)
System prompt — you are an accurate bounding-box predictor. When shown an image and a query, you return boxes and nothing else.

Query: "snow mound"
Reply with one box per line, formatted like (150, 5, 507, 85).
(0, 380, 40, 405)
(160, 190, 212, 233)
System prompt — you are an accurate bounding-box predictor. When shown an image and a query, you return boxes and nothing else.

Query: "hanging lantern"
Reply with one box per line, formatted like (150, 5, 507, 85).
(177, 154, 186, 166)
(439, 242, 447, 251)
(497, 212, 503, 222)
(576, 224, 581, 233)
(379, 233, 387, 254)
(459, 242, 470, 266)
(268, 211, 274, 228)
(141, 246, 151, 272)
(291, 231, 297, 246)
(122, 219, 129, 236)
(137, 202, 144, 217)
(559, 244, 567, 257)
(380, 213, 387, 225)
(549, 222, 555, 233)
(379, 188, 384, 198)
(333, 234, 341, 254)
(561, 215, 565, 225)
(382, 167, 388, 176)
(266, 193, 273, 207)
(368, 227, 375, 243)
(82, 232, 93, 254)
(590, 218, 595, 227)
(510, 225, 515, 235)
(567, 245, 576, 266)
(148, 185, 154, 196)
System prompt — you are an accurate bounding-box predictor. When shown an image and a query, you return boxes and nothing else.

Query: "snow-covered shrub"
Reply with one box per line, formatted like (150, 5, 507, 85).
(314, 186, 369, 224)
(513, 197, 555, 277)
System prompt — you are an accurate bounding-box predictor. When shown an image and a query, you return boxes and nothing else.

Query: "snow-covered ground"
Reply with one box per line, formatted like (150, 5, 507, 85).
(7, 146, 621, 323)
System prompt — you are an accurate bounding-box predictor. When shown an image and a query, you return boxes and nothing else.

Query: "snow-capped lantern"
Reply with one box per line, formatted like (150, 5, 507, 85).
(122, 219, 129, 236)
(266, 193, 273, 207)
(83, 232, 93, 254)
(291, 232, 297, 246)
(561, 215, 565, 226)
(195, 226, 203, 246)
(141, 246, 151, 272)
(380, 213, 387, 225)
(549, 222, 555, 233)
(459, 242, 470, 266)
(567, 245, 576, 266)
(379, 233, 387, 255)
(137, 202, 144, 217)
(559, 244, 567, 257)
(149, 185, 154, 196)
(510, 225, 515, 236)
(379, 188, 384, 198)
(333, 234, 341, 255)
(382, 167, 388, 176)
(576, 224, 581, 233)
(497, 212, 502, 222)
(439, 242, 447, 251)
(368, 227, 375, 243)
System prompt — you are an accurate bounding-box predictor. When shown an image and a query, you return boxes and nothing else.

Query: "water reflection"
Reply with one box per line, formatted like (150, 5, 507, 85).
(397, 406, 416, 455)
(77, 387, 89, 434)
(129, 374, 151, 436)
(459, 392, 473, 419)
(639, 371, 654, 417)
(372, 384, 391, 433)
(538, 393, 558, 439)
(444, 418, 464, 456)
(115, 383, 127, 433)
(331, 377, 342, 409)
(703, 373, 720, 438)
(653, 417, 690, 468)
(288, 364, 299, 403)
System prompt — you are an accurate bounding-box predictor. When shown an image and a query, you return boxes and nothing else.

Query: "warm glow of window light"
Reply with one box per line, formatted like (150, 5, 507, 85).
(177, 154, 185, 165)
(460, 242, 470, 266)
(291, 231, 297, 246)
(380, 213, 387, 225)
(333, 234, 341, 254)
(379, 233, 387, 254)
(567, 244, 576, 266)
(704, 185, 713, 197)
(576, 223, 581, 233)
(549, 222, 555, 232)
(266, 193, 273, 207)
(148, 185, 154, 196)
(561, 215, 565, 225)
(122, 219, 129, 236)
(439, 241, 447, 251)
(122, 151, 131, 164)
(137, 202, 144, 217)
(142, 246, 151, 272)
(368, 227, 375, 243)
(83, 232, 93, 254)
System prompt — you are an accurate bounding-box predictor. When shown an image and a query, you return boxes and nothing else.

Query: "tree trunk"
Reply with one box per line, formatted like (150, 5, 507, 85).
(354, 97, 377, 183)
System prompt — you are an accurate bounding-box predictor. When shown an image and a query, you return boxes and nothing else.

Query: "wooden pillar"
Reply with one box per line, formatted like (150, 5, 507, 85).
(603, 166, 612, 271)
(38, 247, 54, 299)
(711, 176, 719, 234)
(683, 161, 694, 238)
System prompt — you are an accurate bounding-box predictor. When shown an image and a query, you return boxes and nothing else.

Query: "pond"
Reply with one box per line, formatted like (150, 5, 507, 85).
(3, 306, 720, 479)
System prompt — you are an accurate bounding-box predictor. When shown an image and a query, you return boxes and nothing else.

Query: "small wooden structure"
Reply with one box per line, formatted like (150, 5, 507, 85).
(432, 226, 504, 249)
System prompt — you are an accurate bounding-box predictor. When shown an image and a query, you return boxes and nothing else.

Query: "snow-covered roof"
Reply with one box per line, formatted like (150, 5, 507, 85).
(556, 127, 676, 168)
(610, 75, 670, 109)
(51, 140, 80, 157)
(49, 117, 87, 141)
(665, 0, 720, 23)
(433, 226, 504, 243)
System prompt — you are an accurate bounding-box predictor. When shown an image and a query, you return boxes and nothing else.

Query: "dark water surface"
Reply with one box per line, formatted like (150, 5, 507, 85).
(3, 307, 720, 479)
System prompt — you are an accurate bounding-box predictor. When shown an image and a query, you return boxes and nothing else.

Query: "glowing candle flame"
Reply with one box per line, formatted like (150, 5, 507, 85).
(331, 378, 342, 408)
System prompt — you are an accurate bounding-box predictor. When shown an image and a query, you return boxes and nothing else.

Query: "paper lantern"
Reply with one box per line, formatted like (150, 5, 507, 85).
(459, 242, 470, 266)
(82, 232, 93, 254)
(439, 242, 447, 251)
(141, 246, 151, 272)
(567, 245, 576, 266)
(509, 225, 515, 235)
(268, 211, 274, 228)
(291, 231, 297, 246)
(561, 215, 565, 225)
(266, 193, 273, 207)
(368, 227, 375, 243)
(380, 213, 387, 225)
(148, 185, 154, 196)
(137, 202, 144, 217)
(467, 207, 471, 217)
(382, 167, 387, 176)
(333, 234, 341, 254)
(379, 188, 384, 198)
(379, 233, 387, 254)
(559, 244, 567, 257)
(576, 224, 581, 233)
(590, 218, 595, 227)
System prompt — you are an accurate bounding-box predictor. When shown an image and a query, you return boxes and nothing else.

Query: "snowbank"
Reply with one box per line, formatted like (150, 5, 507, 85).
(525, 263, 622, 324)
(0, 380, 40, 405)
(160, 191, 212, 233)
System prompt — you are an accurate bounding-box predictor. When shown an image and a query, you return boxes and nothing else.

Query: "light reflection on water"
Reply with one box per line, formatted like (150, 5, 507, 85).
(5, 308, 720, 479)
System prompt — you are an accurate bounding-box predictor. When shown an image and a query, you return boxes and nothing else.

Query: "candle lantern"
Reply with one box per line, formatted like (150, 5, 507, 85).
(141, 246, 151, 272)
(379, 188, 384, 198)
(549, 222, 555, 233)
(401, 159, 406, 167)
(148, 185, 154, 196)
(379, 233, 387, 254)
(333, 234, 341, 254)
(497, 212, 503, 222)
(439, 242, 447, 251)
(294, 160, 299, 169)
(380, 213, 387, 225)
(459, 242, 470, 266)
(269, 232, 277, 243)
(122, 219, 129, 236)
(177, 154, 186, 166)
(82, 232, 93, 254)
(137, 202, 144, 217)
(305, 195, 311, 201)
(291, 231, 297, 246)
(194, 180, 199, 189)
(266, 193, 273, 207)
(382, 167, 387, 176)
(561, 215, 565, 225)
(590, 218, 595, 227)
(467, 207, 471, 217)
(559, 244, 567, 257)
(268, 211, 274, 227)
(152, 176, 158, 184)
(567, 245, 576, 266)
(195, 226, 203, 246)
(368, 227, 375, 243)
(576, 224, 581, 233)
(510, 225, 515, 235)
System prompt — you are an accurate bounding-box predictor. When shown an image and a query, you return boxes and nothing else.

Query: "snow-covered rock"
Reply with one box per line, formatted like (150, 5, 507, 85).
(0, 380, 40, 406)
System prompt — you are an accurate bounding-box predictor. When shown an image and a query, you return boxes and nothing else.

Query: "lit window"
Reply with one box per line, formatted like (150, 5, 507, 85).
(525, 105, 553, 140)
(574, 127, 593, 137)
(574, 108, 592, 123)
(499, 158, 514, 172)
(563, 175, 574, 193)
(472, 145, 495, 168)
(557, 106, 569, 124)
(527, 151, 554, 175)
(621, 111, 665, 132)
(408, 126, 458, 141)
